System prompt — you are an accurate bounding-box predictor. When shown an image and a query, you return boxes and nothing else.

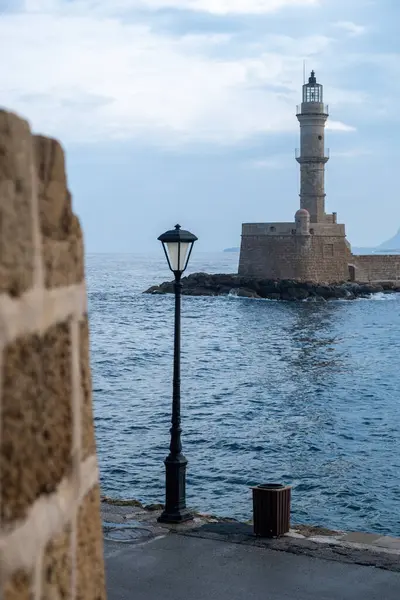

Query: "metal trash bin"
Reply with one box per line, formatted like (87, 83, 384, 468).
(252, 483, 291, 538)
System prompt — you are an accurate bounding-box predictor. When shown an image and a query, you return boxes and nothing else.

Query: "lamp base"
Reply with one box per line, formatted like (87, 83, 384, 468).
(157, 509, 193, 524)
(159, 453, 192, 524)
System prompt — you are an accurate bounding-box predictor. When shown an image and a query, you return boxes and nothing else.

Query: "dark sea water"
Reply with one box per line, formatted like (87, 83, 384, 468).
(87, 252, 400, 536)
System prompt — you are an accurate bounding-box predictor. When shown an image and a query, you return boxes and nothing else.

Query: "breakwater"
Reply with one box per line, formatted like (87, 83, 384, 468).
(145, 272, 400, 300)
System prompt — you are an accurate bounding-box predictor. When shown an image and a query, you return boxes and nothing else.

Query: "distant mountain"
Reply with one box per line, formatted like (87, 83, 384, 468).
(352, 228, 400, 255)
(223, 247, 240, 253)
(377, 228, 400, 251)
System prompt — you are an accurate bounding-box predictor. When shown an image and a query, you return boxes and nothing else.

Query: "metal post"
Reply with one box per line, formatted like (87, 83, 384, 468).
(158, 273, 192, 523)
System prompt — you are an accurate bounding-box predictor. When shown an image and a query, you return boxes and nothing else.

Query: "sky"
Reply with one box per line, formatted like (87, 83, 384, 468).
(1, 0, 399, 252)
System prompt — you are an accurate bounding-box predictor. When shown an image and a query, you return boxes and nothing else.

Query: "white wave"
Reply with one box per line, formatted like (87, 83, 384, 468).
(228, 290, 400, 302)
(351, 292, 400, 302)
(369, 292, 400, 301)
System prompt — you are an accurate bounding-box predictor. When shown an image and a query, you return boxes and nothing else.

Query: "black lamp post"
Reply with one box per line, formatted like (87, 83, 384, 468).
(157, 224, 198, 524)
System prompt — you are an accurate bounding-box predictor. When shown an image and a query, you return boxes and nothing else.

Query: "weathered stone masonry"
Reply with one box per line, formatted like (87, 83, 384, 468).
(351, 255, 400, 282)
(0, 110, 106, 599)
(239, 225, 350, 282)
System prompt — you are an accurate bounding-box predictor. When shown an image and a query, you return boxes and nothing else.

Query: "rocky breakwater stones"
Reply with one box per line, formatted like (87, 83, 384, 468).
(144, 273, 400, 301)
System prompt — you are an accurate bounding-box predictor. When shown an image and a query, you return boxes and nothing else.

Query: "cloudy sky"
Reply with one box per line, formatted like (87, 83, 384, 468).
(1, 0, 398, 251)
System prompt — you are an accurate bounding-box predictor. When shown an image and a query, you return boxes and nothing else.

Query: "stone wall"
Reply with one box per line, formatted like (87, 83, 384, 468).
(239, 232, 350, 282)
(242, 223, 295, 236)
(242, 222, 345, 238)
(308, 235, 350, 282)
(0, 111, 106, 599)
(311, 223, 345, 237)
(239, 235, 303, 279)
(351, 255, 400, 282)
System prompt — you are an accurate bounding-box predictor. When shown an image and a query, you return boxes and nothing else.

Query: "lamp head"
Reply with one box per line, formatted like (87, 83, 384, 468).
(158, 224, 198, 274)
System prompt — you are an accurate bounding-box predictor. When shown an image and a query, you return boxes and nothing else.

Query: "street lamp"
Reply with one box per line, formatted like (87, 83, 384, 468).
(157, 224, 198, 523)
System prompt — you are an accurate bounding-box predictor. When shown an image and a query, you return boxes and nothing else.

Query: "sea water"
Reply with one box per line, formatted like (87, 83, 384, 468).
(87, 252, 400, 535)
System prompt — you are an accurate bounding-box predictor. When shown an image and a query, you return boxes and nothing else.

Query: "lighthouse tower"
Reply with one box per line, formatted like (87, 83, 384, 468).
(296, 71, 329, 223)
(239, 68, 353, 283)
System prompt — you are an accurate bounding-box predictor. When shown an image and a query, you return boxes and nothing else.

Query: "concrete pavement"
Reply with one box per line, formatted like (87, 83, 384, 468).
(105, 533, 400, 600)
(102, 500, 400, 599)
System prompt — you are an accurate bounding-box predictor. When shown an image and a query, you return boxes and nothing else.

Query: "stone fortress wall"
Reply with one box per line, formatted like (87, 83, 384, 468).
(241, 222, 346, 239)
(351, 254, 400, 282)
(0, 111, 106, 599)
(239, 224, 350, 282)
(239, 224, 400, 283)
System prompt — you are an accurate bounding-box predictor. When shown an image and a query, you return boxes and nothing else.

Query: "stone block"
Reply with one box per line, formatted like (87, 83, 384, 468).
(1, 322, 73, 524)
(80, 318, 97, 460)
(33, 135, 84, 288)
(33, 136, 68, 238)
(341, 532, 382, 545)
(0, 110, 36, 296)
(76, 485, 106, 600)
(3, 570, 32, 600)
(372, 536, 400, 550)
(41, 215, 84, 288)
(33, 135, 67, 184)
(41, 525, 72, 600)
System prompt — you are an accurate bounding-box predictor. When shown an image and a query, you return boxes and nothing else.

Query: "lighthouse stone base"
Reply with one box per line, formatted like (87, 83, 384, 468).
(238, 219, 350, 283)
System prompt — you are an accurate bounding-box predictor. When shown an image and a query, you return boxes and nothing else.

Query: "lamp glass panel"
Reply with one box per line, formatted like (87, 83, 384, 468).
(166, 241, 191, 271)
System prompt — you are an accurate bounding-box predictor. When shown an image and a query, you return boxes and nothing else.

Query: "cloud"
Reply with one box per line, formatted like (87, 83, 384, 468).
(326, 121, 356, 132)
(0, 2, 358, 146)
(327, 87, 368, 107)
(330, 147, 372, 158)
(23, 0, 321, 16)
(247, 156, 287, 169)
(131, 0, 321, 16)
(334, 21, 366, 37)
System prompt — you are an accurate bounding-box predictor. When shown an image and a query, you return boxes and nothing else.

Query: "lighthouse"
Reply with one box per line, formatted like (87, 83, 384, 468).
(239, 69, 400, 282)
(296, 71, 329, 223)
(238, 69, 356, 283)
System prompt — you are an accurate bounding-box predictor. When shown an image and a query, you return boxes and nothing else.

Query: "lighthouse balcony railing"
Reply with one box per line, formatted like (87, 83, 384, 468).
(296, 103, 329, 116)
(295, 148, 330, 161)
